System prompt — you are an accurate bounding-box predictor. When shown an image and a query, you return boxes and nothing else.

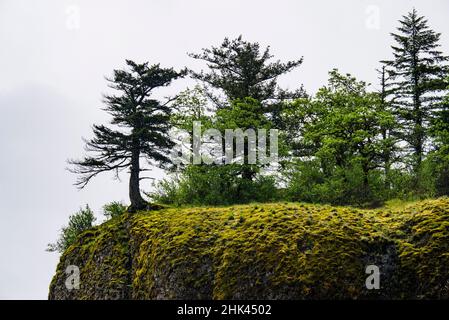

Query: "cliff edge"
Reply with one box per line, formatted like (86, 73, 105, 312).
(49, 199, 449, 299)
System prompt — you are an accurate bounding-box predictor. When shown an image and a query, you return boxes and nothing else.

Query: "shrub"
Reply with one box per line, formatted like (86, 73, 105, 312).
(103, 201, 127, 219)
(152, 165, 279, 206)
(47, 205, 96, 253)
(285, 160, 388, 206)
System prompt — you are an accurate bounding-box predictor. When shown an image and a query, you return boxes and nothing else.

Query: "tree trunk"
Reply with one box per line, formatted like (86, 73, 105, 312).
(382, 130, 391, 191)
(362, 161, 371, 202)
(128, 149, 146, 212)
(411, 52, 423, 181)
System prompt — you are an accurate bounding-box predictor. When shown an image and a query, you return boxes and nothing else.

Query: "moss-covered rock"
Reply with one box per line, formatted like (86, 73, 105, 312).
(49, 198, 449, 299)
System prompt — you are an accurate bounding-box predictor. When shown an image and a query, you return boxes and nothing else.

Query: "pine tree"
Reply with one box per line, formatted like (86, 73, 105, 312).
(429, 81, 449, 195)
(188, 36, 303, 183)
(376, 64, 399, 190)
(188, 35, 305, 113)
(383, 9, 449, 177)
(69, 60, 185, 212)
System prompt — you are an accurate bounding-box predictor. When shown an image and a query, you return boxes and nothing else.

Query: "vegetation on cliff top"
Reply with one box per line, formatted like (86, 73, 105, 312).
(49, 197, 449, 299)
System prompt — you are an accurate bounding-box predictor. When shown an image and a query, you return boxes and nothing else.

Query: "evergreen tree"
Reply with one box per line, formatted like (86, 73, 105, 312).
(188, 35, 305, 115)
(429, 81, 449, 195)
(376, 64, 399, 190)
(69, 60, 184, 212)
(383, 9, 449, 177)
(215, 97, 275, 181)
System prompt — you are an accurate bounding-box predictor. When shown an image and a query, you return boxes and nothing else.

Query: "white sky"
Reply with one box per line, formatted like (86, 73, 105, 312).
(0, 0, 448, 299)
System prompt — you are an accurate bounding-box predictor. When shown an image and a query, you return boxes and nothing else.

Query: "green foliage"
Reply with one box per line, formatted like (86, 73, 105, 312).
(47, 205, 96, 253)
(68, 11, 449, 213)
(189, 35, 303, 106)
(50, 10, 449, 300)
(382, 9, 449, 175)
(159, 96, 283, 207)
(216, 97, 269, 129)
(69, 60, 185, 212)
(283, 70, 395, 205)
(215, 97, 280, 179)
(285, 159, 388, 206)
(274, 9, 448, 204)
(152, 165, 279, 206)
(170, 85, 212, 131)
(103, 201, 127, 219)
(426, 84, 449, 196)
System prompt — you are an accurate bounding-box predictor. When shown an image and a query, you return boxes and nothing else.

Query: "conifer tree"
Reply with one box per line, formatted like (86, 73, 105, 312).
(383, 9, 448, 176)
(376, 64, 399, 189)
(188, 36, 304, 181)
(69, 60, 184, 212)
(189, 35, 305, 114)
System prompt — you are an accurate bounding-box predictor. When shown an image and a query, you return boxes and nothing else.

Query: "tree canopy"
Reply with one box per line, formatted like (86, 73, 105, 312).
(69, 60, 185, 211)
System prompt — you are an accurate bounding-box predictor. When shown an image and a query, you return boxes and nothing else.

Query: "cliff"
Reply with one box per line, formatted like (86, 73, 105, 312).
(49, 198, 449, 299)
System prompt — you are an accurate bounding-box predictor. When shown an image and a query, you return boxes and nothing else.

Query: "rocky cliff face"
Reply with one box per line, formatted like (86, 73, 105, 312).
(49, 198, 449, 299)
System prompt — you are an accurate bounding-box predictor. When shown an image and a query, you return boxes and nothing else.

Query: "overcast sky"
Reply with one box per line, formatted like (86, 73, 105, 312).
(0, 0, 448, 299)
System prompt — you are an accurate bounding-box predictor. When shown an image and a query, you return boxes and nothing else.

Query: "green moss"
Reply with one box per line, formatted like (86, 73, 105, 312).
(396, 199, 449, 298)
(49, 197, 449, 299)
(49, 214, 132, 299)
